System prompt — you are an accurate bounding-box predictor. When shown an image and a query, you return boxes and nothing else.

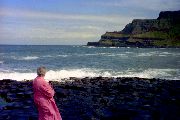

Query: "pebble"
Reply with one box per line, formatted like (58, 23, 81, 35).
(0, 77, 180, 120)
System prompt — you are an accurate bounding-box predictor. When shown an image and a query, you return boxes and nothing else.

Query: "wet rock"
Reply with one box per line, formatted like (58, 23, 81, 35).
(0, 77, 180, 120)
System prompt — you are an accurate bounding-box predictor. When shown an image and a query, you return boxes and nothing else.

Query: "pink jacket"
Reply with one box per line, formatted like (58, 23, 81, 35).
(33, 76, 62, 120)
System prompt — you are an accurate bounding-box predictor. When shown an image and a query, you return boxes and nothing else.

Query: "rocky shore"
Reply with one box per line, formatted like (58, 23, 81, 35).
(0, 77, 180, 120)
(87, 10, 180, 48)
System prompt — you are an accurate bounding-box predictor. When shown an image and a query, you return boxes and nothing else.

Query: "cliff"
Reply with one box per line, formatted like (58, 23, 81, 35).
(87, 10, 180, 47)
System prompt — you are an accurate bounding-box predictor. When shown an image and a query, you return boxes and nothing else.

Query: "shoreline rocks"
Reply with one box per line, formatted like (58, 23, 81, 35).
(0, 77, 180, 120)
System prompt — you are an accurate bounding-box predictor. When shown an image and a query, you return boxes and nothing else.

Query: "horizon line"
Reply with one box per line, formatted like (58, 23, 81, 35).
(0, 44, 86, 46)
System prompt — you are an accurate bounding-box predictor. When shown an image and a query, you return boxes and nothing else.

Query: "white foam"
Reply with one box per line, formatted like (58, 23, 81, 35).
(161, 52, 172, 55)
(42, 55, 54, 58)
(77, 53, 128, 57)
(0, 68, 111, 81)
(45, 69, 112, 80)
(125, 52, 133, 54)
(85, 53, 99, 56)
(12, 56, 39, 60)
(107, 54, 127, 57)
(57, 55, 69, 57)
(0, 72, 36, 81)
(0, 68, 179, 81)
(159, 52, 176, 56)
(78, 53, 111, 56)
(76, 53, 97, 56)
(76, 53, 127, 57)
(99, 53, 110, 55)
(137, 51, 180, 57)
(109, 47, 117, 48)
(114, 68, 179, 80)
(137, 52, 158, 57)
(158, 55, 167, 57)
(21, 56, 39, 60)
(0, 61, 4, 64)
(86, 46, 96, 48)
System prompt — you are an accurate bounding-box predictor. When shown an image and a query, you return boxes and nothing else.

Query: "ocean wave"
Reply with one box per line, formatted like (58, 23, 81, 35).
(109, 47, 118, 48)
(75, 53, 112, 56)
(57, 55, 69, 57)
(73, 45, 81, 48)
(82, 52, 173, 57)
(12, 56, 39, 60)
(43, 54, 70, 58)
(56, 53, 129, 58)
(160, 52, 180, 56)
(45, 69, 111, 80)
(83, 46, 121, 49)
(137, 52, 159, 57)
(86, 46, 96, 48)
(136, 51, 180, 57)
(115, 68, 179, 80)
(161, 52, 172, 55)
(125, 52, 133, 54)
(21, 56, 39, 60)
(42, 55, 54, 58)
(0, 68, 111, 81)
(0, 72, 37, 81)
(107, 54, 127, 57)
(0, 68, 179, 81)
(77, 53, 99, 56)
(0, 61, 4, 64)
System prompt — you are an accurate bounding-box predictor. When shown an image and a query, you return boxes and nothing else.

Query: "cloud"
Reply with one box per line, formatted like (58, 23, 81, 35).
(1, 25, 98, 39)
(0, 21, 105, 45)
(0, 7, 136, 45)
(3, 0, 178, 45)
(0, 8, 134, 24)
(91, 0, 180, 11)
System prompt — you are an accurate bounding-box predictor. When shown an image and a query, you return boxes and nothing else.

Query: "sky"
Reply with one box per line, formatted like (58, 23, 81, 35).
(0, 0, 180, 45)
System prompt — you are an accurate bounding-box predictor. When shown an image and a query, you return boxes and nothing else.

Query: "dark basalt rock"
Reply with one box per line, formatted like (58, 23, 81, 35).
(0, 78, 180, 120)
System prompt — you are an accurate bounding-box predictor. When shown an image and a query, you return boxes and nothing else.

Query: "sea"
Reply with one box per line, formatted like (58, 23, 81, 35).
(0, 45, 180, 81)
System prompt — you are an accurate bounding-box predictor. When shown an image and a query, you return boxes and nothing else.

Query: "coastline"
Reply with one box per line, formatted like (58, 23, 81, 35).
(86, 45, 180, 48)
(87, 10, 180, 48)
(0, 77, 180, 120)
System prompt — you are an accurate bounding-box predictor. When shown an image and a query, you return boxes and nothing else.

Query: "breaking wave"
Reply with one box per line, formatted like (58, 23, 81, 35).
(12, 56, 39, 60)
(137, 51, 180, 57)
(0, 68, 179, 81)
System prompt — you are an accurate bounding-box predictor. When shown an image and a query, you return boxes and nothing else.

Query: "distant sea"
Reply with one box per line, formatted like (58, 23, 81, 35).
(0, 45, 180, 81)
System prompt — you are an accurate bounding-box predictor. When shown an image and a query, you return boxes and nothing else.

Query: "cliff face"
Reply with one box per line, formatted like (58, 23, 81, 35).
(122, 19, 172, 34)
(158, 10, 180, 21)
(87, 10, 180, 47)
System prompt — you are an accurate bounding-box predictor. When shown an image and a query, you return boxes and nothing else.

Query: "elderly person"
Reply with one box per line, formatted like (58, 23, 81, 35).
(33, 66, 62, 120)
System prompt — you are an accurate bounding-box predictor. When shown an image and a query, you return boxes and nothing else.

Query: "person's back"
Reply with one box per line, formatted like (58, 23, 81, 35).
(33, 67, 62, 120)
(33, 76, 54, 103)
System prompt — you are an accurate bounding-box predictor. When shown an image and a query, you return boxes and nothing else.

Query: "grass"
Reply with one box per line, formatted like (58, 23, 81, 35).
(153, 39, 180, 47)
(102, 32, 130, 38)
(132, 31, 169, 39)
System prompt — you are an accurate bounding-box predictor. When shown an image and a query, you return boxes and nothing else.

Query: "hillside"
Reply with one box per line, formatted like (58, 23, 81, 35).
(87, 10, 180, 47)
